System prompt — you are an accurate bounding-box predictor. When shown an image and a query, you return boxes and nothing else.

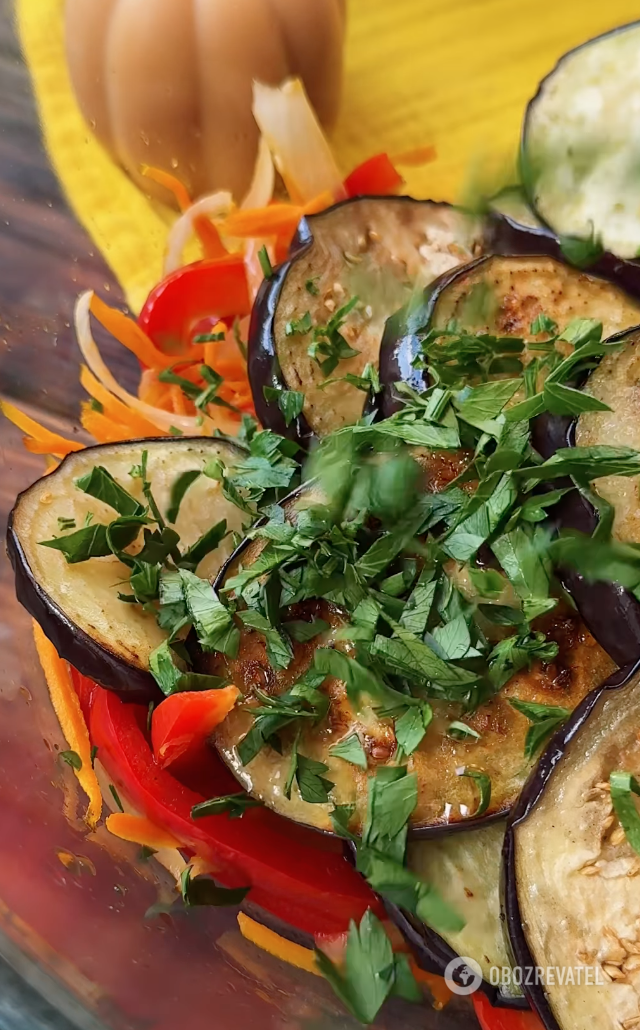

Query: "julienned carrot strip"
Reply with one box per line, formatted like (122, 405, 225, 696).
(32, 624, 102, 830)
(237, 913, 321, 976)
(222, 203, 303, 238)
(303, 190, 337, 216)
(89, 294, 203, 371)
(141, 165, 192, 213)
(193, 216, 228, 260)
(79, 367, 161, 437)
(138, 370, 172, 408)
(170, 384, 188, 416)
(140, 167, 228, 259)
(80, 406, 144, 445)
(105, 812, 182, 851)
(1, 400, 84, 457)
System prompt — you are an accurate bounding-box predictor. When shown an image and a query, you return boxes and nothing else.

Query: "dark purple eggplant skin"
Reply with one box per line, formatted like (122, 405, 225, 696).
(240, 899, 315, 950)
(489, 203, 640, 297)
(392, 905, 529, 1011)
(503, 658, 640, 1028)
(377, 256, 489, 419)
(248, 218, 316, 446)
(7, 515, 160, 702)
(533, 325, 640, 667)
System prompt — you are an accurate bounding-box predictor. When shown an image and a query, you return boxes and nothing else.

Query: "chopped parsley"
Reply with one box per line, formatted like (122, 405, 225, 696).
(610, 771, 640, 856)
(258, 245, 273, 279)
(60, 750, 82, 771)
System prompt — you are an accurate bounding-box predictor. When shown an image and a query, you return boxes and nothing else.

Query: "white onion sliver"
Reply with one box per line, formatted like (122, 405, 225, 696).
(164, 190, 233, 276)
(75, 291, 204, 435)
(241, 135, 275, 211)
(252, 78, 345, 204)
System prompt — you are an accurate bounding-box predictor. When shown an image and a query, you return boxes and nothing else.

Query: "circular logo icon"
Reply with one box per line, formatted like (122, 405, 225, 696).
(443, 956, 483, 996)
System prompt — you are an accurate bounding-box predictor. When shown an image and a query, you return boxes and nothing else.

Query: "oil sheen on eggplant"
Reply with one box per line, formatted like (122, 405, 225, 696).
(8, 439, 246, 699)
(203, 469, 613, 837)
(378, 254, 640, 419)
(249, 196, 485, 442)
(506, 661, 640, 1030)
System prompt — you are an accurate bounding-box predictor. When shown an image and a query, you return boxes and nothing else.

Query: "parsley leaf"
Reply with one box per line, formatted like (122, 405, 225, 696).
(509, 698, 571, 760)
(395, 704, 433, 756)
(191, 793, 263, 819)
(180, 519, 227, 569)
(75, 466, 145, 517)
(166, 470, 201, 523)
(329, 733, 368, 768)
(610, 771, 640, 856)
(262, 386, 305, 426)
(283, 618, 329, 642)
(315, 910, 419, 1025)
(60, 750, 82, 771)
(295, 753, 334, 804)
(180, 866, 249, 908)
(457, 767, 491, 816)
(179, 569, 240, 656)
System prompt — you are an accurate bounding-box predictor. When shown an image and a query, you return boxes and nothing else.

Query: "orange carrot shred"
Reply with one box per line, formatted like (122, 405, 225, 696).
(1, 400, 85, 457)
(222, 203, 303, 238)
(89, 294, 199, 371)
(106, 813, 182, 851)
(79, 366, 162, 438)
(237, 913, 321, 976)
(193, 216, 228, 260)
(141, 165, 192, 213)
(170, 384, 188, 416)
(303, 190, 338, 215)
(80, 406, 142, 444)
(32, 624, 102, 829)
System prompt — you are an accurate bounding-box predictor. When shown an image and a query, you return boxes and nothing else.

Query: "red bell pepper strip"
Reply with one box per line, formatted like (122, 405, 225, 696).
(138, 255, 251, 354)
(473, 994, 544, 1030)
(69, 667, 99, 727)
(344, 153, 404, 198)
(151, 687, 239, 769)
(90, 686, 382, 936)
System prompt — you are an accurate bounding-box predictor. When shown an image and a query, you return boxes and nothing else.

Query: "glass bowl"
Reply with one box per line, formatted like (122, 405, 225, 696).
(10, 1, 637, 1026)
(0, 5, 479, 1027)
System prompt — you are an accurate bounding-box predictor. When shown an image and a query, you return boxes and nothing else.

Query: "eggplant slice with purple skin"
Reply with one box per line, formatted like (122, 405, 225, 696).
(486, 187, 640, 300)
(377, 253, 640, 419)
(249, 196, 486, 444)
(388, 822, 528, 1009)
(195, 477, 614, 838)
(504, 659, 640, 1030)
(379, 255, 640, 665)
(522, 21, 640, 262)
(7, 438, 247, 700)
(536, 325, 640, 667)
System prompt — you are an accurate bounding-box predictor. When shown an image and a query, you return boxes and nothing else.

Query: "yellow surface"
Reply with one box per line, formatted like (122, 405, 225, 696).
(16, 0, 640, 312)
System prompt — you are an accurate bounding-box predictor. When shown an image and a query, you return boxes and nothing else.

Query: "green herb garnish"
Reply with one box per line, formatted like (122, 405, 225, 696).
(191, 793, 263, 819)
(60, 750, 82, 771)
(610, 771, 640, 856)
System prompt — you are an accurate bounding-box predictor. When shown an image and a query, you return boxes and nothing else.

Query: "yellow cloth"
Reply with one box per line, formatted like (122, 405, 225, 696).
(16, 0, 640, 313)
